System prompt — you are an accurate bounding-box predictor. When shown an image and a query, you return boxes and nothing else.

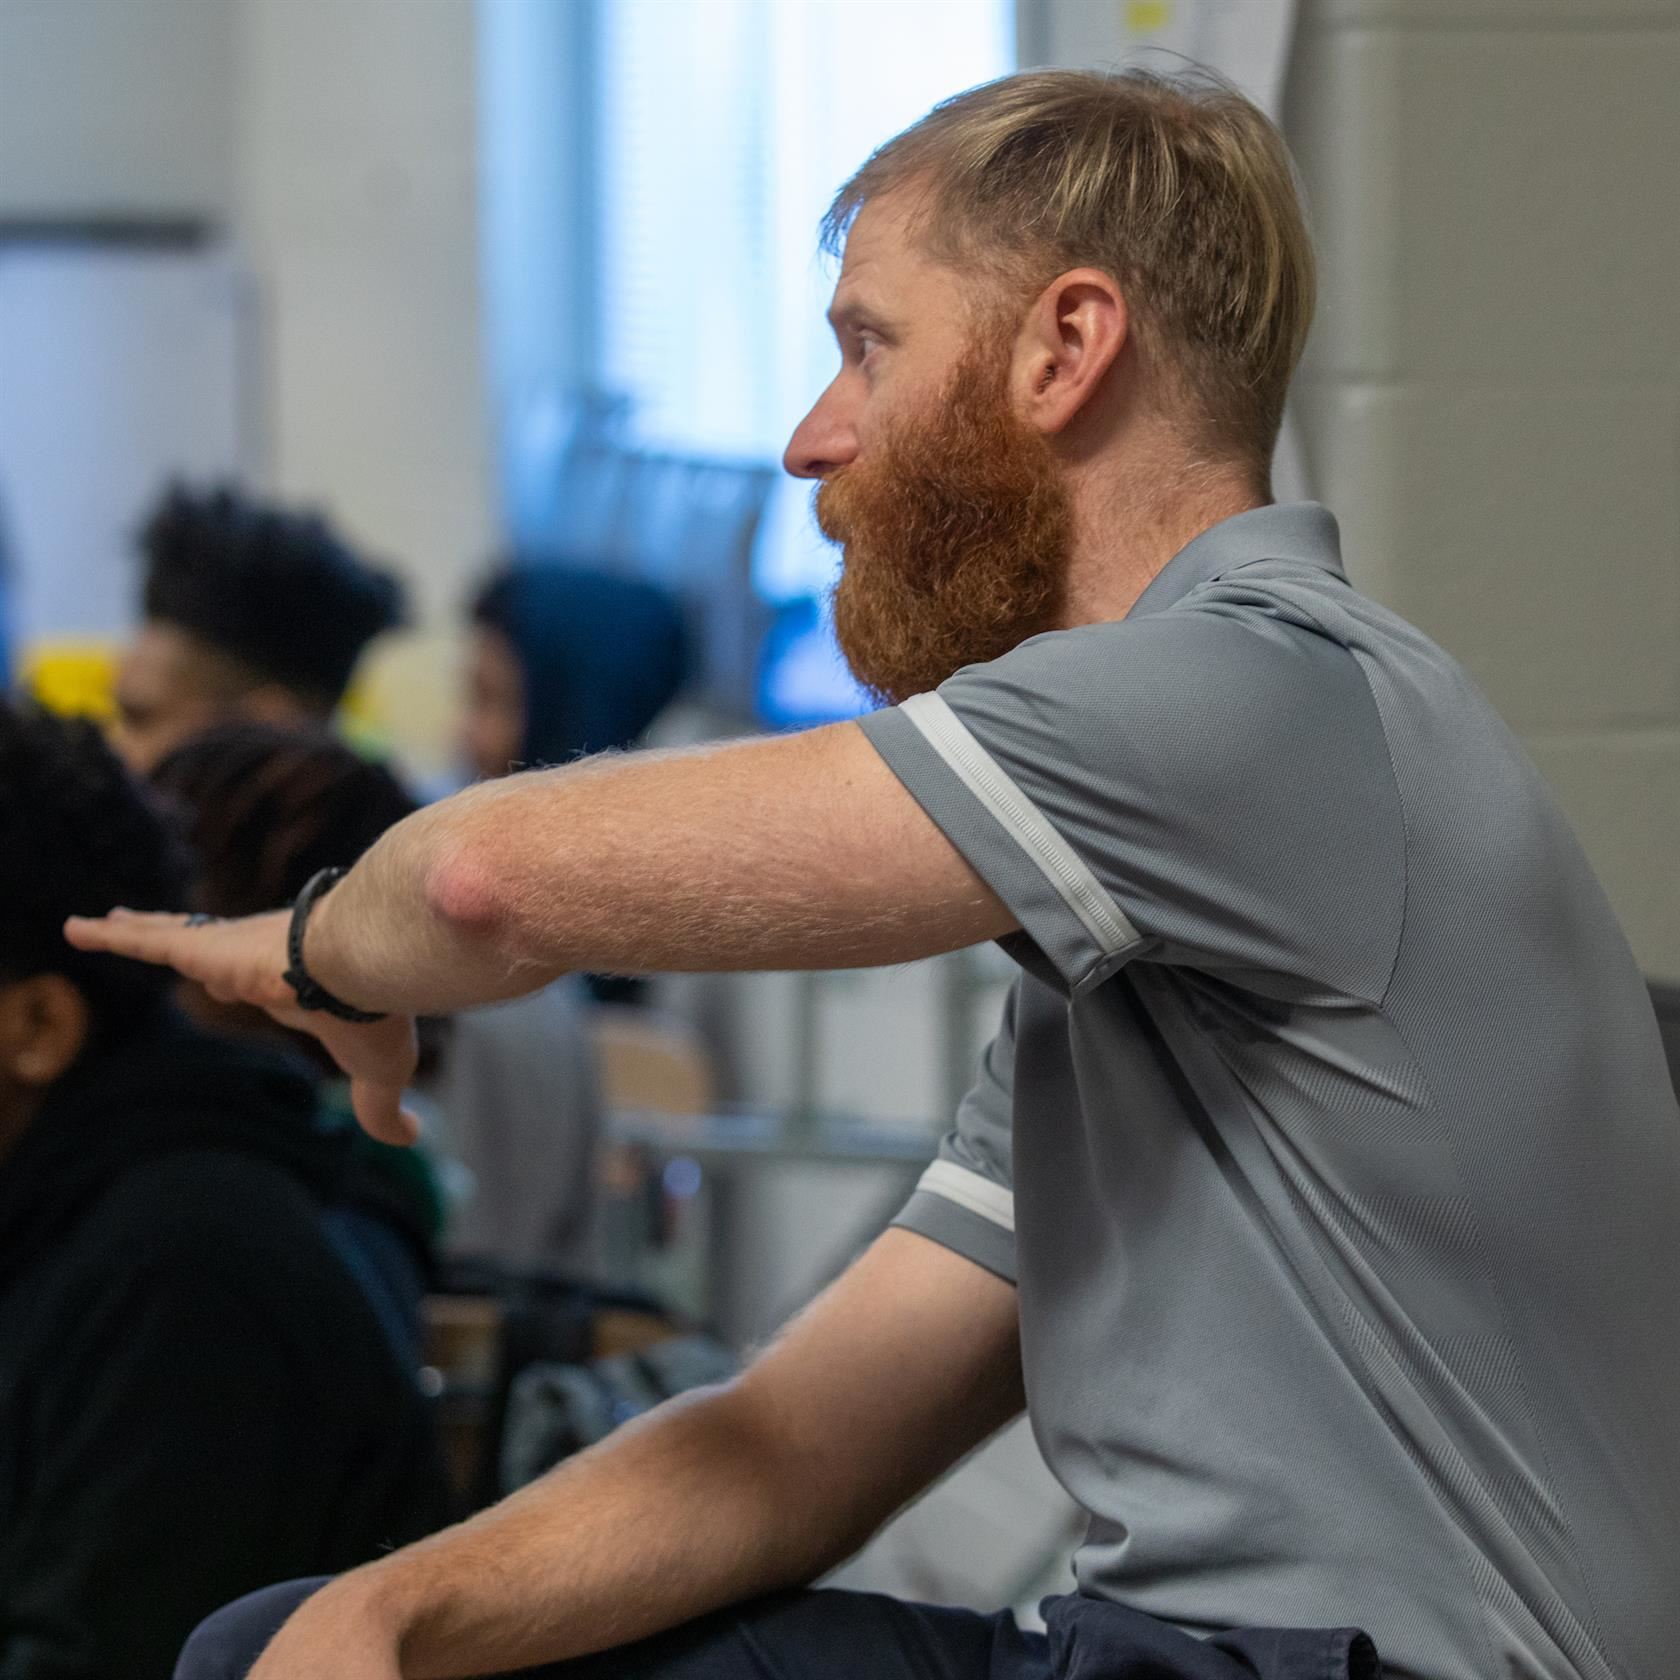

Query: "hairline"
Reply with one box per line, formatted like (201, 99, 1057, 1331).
(145, 614, 338, 712)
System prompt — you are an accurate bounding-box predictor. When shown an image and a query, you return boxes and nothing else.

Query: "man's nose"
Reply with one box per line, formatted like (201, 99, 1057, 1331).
(783, 386, 858, 481)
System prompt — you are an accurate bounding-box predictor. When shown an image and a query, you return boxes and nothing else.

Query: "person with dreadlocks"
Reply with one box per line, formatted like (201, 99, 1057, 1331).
(149, 722, 447, 1361)
(112, 482, 407, 773)
(0, 701, 446, 1680)
(149, 722, 604, 1284)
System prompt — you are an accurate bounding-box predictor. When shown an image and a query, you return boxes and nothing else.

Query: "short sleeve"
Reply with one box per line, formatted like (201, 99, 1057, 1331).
(892, 984, 1018, 1283)
(857, 600, 1404, 1001)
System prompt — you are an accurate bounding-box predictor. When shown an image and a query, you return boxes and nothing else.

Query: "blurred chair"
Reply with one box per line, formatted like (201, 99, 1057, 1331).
(592, 1005, 716, 1118)
(422, 1012, 711, 1512)
(422, 1270, 680, 1514)
(421, 1293, 505, 1503)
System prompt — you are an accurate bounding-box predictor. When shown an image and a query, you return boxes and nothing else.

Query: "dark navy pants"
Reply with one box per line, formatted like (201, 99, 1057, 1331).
(175, 1577, 1380, 1680)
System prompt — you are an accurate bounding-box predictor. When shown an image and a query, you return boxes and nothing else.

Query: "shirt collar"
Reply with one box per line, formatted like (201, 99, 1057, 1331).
(1126, 502, 1345, 620)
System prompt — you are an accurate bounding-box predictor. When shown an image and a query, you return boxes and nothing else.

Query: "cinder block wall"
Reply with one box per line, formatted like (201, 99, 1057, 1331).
(1286, 0, 1680, 977)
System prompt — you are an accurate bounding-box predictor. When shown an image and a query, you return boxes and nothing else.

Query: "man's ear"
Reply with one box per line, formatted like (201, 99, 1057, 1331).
(0, 974, 92, 1088)
(1011, 268, 1129, 437)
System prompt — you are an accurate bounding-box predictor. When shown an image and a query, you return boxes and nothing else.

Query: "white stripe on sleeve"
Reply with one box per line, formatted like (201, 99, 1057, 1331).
(915, 1159, 1016, 1233)
(899, 691, 1140, 959)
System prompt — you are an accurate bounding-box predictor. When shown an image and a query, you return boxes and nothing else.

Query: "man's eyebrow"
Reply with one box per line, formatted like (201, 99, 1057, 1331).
(826, 298, 897, 337)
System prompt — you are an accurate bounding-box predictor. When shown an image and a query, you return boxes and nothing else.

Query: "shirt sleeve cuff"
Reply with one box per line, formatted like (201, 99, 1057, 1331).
(891, 1164, 1018, 1285)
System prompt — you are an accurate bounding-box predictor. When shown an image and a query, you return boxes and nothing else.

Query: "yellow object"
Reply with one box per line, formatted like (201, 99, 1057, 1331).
(1125, 0, 1173, 34)
(18, 641, 121, 723)
(347, 627, 466, 780)
(16, 627, 460, 770)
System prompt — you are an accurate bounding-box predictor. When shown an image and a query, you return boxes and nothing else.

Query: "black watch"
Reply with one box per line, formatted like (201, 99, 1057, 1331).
(282, 867, 388, 1024)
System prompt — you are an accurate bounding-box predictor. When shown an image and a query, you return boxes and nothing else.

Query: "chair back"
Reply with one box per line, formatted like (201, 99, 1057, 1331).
(592, 1006, 716, 1118)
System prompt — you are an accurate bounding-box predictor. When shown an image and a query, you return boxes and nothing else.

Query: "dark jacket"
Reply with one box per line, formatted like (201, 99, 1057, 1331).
(0, 1017, 447, 1680)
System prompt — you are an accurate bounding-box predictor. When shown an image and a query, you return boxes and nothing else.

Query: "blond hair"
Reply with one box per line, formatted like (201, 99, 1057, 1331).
(824, 67, 1316, 481)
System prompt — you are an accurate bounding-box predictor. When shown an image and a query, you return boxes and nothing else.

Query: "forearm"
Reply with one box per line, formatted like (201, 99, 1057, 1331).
(252, 1232, 1022, 1679)
(302, 743, 737, 1014)
(310, 1384, 883, 1679)
(304, 730, 1011, 1016)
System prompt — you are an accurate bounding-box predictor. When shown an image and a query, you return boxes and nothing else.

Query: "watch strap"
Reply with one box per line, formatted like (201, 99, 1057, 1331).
(282, 867, 388, 1024)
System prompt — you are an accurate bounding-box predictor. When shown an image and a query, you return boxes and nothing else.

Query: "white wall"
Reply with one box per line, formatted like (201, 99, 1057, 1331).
(0, 0, 495, 636)
(1285, 0, 1680, 977)
(233, 0, 494, 625)
(0, 0, 237, 219)
(1022, 0, 1680, 978)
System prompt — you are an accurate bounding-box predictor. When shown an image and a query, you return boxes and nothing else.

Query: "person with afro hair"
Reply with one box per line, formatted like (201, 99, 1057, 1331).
(112, 482, 407, 772)
(0, 701, 446, 1680)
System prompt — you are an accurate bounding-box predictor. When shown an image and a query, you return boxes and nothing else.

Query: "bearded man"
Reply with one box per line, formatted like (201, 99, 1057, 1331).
(74, 68, 1677, 1680)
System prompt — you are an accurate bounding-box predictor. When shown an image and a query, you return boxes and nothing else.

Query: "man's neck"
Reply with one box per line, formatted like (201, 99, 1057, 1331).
(1057, 457, 1266, 630)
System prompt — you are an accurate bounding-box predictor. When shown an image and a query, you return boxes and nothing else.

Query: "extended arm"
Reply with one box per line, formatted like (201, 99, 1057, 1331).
(306, 721, 1013, 1014)
(66, 723, 1015, 1142)
(250, 1230, 1023, 1679)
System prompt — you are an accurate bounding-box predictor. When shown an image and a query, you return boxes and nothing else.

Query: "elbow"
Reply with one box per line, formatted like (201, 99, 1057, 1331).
(423, 838, 511, 946)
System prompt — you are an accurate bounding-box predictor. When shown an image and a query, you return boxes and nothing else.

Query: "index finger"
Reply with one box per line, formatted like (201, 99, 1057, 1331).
(63, 910, 198, 967)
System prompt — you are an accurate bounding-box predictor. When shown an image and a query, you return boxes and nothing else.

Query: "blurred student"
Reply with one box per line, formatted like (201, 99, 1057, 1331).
(464, 565, 688, 779)
(0, 702, 445, 1680)
(149, 722, 445, 1359)
(389, 562, 696, 1273)
(467, 565, 687, 1013)
(155, 719, 604, 1278)
(113, 483, 406, 773)
(0, 490, 13, 691)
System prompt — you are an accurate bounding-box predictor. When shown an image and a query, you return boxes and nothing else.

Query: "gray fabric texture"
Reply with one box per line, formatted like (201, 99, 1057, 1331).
(862, 504, 1680, 1680)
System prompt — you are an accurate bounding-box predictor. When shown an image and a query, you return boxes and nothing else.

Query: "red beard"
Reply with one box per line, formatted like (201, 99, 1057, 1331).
(816, 345, 1073, 706)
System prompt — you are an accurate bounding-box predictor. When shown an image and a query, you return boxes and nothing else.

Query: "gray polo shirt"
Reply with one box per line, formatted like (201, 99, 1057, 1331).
(858, 504, 1679, 1680)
